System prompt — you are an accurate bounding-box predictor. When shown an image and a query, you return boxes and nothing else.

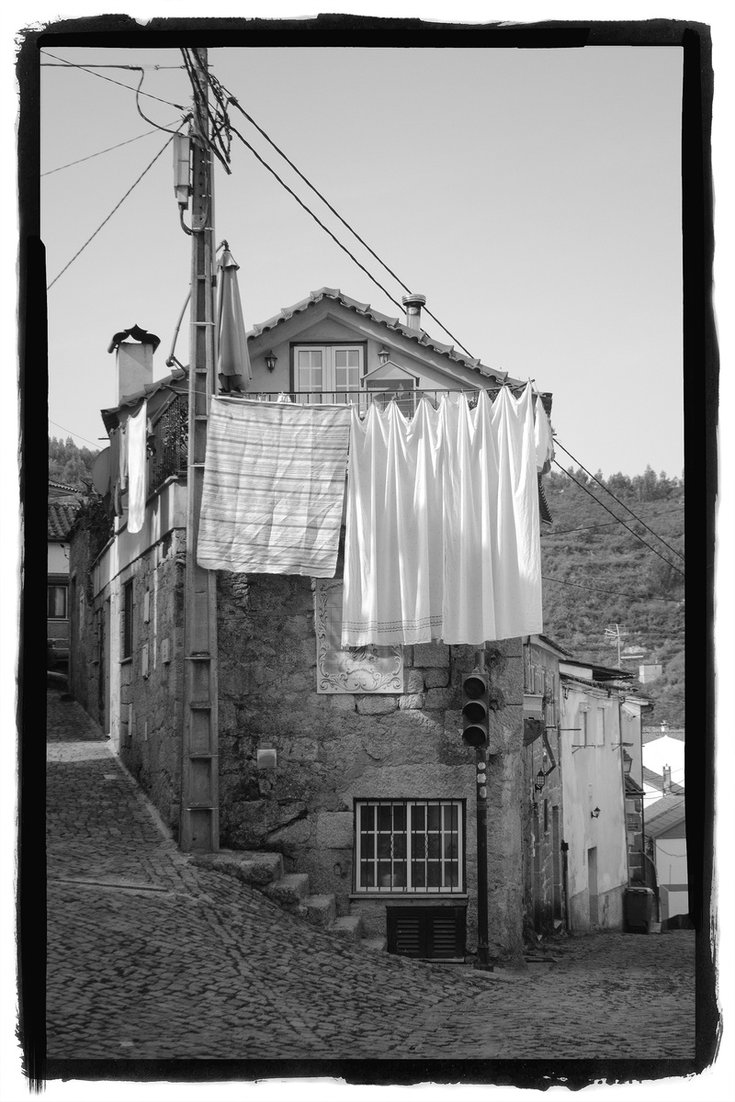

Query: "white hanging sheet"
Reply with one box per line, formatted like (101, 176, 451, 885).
(533, 393, 555, 472)
(126, 400, 148, 535)
(341, 384, 543, 646)
(197, 397, 351, 577)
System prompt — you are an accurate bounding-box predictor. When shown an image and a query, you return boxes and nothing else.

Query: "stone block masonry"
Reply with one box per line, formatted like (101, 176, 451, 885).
(216, 570, 527, 960)
(70, 522, 187, 840)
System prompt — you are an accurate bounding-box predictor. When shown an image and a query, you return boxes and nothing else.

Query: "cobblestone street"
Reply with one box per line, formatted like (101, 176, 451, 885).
(46, 690, 696, 1077)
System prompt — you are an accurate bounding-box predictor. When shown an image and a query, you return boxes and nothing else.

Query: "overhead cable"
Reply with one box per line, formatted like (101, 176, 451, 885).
(41, 50, 187, 109)
(542, 502, 684, 538)
(229, 122, 407, 316)
(47, 131, 180, 290)
(133, 69, 190, 136)
(554, 438, 685, 562)
(553, 461, 686, 578)
(49, 421, 101, 448)
(179, 49, 233, 174)
(542, 575, 682, 605)
(223, 94, 475, 360)
(42, 120, 182, 176)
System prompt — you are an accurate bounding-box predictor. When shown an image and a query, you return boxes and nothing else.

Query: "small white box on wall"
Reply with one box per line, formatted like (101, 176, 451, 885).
(161, 638, 171, 664)
(141, 644, 149, 679)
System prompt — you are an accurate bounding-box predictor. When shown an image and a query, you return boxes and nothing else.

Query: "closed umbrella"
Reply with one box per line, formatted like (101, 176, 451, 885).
(217, 244, 252, 394)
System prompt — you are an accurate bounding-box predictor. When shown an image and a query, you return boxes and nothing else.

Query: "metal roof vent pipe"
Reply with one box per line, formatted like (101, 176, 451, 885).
(108, 325, 160, 404)
(402, 293, 426, 331)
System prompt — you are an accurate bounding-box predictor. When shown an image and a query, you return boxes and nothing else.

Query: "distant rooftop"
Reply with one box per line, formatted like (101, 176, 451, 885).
(48, 500, 79, 540)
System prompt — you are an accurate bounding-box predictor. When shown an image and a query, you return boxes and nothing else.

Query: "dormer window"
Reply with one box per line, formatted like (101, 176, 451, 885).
(362, 359, 419, 416)
(293, 344, 365, 402)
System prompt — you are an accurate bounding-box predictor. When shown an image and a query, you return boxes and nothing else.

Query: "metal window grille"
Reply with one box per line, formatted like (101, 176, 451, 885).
(355, 799, 464, 894)
(149, 394, 188, 494)
(122, 579, 134, 659)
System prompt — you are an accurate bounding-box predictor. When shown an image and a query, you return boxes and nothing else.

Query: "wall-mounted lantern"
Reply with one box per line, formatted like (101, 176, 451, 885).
(534, 769, 546, 793)
(264, 350, 278, 373)
(623, 751, 633, 775)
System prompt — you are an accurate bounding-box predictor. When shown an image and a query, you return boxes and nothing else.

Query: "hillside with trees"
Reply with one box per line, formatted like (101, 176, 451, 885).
(540, 465, 685, 727)
(49, 436, 98, 490)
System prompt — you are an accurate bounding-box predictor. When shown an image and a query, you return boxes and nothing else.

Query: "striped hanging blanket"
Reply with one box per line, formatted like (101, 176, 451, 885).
(198, 397, 351, 577)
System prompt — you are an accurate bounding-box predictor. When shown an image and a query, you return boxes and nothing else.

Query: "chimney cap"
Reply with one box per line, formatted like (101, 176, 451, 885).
(402, 293, 427, 310)
(108, 324, 161, 354)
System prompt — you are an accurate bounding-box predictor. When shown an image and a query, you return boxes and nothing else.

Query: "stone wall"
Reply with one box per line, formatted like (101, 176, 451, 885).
(216, 569, 526, 960)
(521, 641, 565, 938)
(69, 522, 186, 837)
(116, 530, 186, 835)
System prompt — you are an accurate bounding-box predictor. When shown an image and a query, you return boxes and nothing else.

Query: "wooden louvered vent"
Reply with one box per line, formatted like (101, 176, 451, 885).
(386, 906, 466, 961)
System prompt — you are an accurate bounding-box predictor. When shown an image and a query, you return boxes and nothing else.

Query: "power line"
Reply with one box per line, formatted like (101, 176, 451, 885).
(228, 122, 407, 317)
(553, 461, 686, 578)
(41, 51, 187, 109)
(554, 439, 685, 563)
(542, 575, 682, 604)
(223, 94, 476, 360)
(48, 422, 100, 448)
(541, 503, 684, 538)
(42, 121, 182, 176)
(47, 131, 179, 290)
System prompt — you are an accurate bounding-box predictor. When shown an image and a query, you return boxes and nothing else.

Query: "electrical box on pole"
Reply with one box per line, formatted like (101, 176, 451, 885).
(180, 47, 219, 853)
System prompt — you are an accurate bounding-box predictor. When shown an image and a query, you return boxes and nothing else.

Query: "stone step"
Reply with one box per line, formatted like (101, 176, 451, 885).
(263, 872, 311, 910)
(305, 893, 337, 928)
(362, 935, 387, 952)
(331, 915, 363, 942)
(190, 849, 283, 886)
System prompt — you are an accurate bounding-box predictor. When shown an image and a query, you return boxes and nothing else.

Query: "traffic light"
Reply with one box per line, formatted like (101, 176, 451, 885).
(462, 671, 489, 747)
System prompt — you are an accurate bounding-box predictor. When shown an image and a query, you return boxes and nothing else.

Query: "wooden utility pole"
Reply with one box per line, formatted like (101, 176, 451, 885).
(181, 47, 219, 852)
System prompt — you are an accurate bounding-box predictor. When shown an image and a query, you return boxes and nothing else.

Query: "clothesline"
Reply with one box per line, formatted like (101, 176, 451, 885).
(196, 384, 554, 646)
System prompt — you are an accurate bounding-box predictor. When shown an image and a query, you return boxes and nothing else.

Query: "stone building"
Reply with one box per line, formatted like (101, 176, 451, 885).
(557, 658, 635, 932)
(69, 288, 553, 962)
(521, 635, 568, 938)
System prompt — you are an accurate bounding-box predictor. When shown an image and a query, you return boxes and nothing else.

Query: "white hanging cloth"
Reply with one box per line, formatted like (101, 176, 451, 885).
(341, 384, 543, 646)
(126, 400, 148, 535)
(533, 392, 555, 473)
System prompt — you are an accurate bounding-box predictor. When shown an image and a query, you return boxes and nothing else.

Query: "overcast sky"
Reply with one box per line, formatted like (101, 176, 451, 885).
(41, 40, 684, 478)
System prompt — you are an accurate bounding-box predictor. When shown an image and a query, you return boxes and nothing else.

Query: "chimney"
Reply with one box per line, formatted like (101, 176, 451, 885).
(663, 764, 672, 794)
(402, 293, 426, 331)
(108, 325, 160, 404)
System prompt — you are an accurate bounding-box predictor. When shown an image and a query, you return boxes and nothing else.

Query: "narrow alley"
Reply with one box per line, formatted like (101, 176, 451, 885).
(46, 689, 696, 1072)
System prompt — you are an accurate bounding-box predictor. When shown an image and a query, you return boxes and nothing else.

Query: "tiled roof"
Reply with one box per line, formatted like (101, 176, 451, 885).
(642, 766, 685, 797)
(645, 793, 685, 838)
(48, 500, 79, 540)
(248, 288, 521, 386)
(643, 727, 685, 744)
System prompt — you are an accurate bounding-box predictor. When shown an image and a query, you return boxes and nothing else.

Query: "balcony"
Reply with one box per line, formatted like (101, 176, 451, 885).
(245, 388, 483, 414)
(147, 387, 485, 495)
(148, 393, 188, 494)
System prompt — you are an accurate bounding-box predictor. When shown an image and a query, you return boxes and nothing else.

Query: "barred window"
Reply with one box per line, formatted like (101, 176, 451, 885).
(122, 579, 134, 660)
(355, 799, 464, 894)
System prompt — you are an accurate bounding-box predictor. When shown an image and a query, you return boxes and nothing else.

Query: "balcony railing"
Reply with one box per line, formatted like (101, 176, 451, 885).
(148, 393, 188, 494)
(147, 388, 485, 495)
(244, 388, 483, 415)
